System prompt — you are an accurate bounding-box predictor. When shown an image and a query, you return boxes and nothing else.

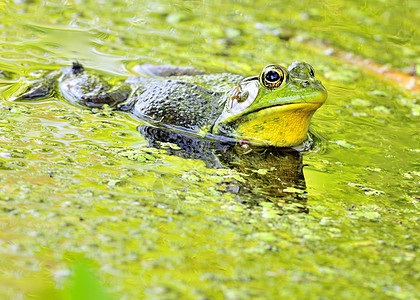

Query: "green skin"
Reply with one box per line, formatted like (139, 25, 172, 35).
(13, 61, 327, 146)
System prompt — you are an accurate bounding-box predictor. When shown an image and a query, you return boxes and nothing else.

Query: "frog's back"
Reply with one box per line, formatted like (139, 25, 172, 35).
(134, 63, 243, 91)
(129, 77, 225, 132)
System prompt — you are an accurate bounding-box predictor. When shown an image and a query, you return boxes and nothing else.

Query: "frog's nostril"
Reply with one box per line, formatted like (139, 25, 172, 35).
(308, 65, 315, 77)
(301, 80, 310, 87)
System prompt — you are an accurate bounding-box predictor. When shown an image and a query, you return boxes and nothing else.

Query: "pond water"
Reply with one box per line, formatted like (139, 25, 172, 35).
(0, 0, 419, 299)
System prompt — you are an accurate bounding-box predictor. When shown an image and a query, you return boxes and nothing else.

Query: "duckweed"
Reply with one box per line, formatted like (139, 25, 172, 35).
(0, 0, 419, 299)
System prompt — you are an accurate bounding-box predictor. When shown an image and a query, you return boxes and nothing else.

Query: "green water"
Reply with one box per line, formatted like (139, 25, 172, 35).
(0, 0, 419, 299)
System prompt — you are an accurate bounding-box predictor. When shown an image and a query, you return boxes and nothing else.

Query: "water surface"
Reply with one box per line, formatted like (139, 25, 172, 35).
(0, 0, 419, 299)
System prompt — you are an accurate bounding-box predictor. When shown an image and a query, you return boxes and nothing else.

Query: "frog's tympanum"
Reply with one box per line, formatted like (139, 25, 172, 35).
(12, 61, 327, 147)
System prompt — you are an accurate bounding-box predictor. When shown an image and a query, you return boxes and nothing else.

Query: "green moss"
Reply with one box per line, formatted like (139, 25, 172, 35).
(0, 0, 419, 299)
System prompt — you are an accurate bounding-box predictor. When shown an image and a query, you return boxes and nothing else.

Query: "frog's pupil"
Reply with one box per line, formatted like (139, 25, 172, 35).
(266, 70, 280, 82)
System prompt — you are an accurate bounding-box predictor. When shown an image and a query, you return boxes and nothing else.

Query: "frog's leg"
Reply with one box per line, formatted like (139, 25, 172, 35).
(11, 62, 132, 109)
(67, 83, 133, 108)
(57, 62, 132, 108)
(131, 63, 204, 77)
(10, 70, 61, 101)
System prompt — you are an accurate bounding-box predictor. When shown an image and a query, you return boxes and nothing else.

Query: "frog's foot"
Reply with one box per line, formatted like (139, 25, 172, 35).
(10, 70, 60, 101)
(131, 64, 204, 77)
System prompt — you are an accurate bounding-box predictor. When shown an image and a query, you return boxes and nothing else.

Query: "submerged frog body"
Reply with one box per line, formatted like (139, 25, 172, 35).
(13, 61, 327, 147)
(138, 125, 308, 211)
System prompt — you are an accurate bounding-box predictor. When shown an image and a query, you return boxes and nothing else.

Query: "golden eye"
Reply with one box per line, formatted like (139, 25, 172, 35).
(259, 65, 288, 90)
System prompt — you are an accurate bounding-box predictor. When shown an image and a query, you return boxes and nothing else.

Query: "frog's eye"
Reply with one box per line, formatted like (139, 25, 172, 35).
(259, 65, 288, 90)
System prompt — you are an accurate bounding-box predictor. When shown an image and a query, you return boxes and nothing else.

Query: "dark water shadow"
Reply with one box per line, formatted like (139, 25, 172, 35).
(138, 126, 308, 214)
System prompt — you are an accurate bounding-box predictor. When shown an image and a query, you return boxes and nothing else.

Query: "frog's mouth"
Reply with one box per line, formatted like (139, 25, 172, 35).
(240, 101, 322, 118)
(240, 85, 327, 119)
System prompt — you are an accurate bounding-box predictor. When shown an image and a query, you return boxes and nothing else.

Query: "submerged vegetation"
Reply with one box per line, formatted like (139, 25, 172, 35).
(0, 0, 418, 299)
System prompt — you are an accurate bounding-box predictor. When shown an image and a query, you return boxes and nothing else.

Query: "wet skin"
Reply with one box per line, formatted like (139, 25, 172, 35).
(13, 61, 327, 147)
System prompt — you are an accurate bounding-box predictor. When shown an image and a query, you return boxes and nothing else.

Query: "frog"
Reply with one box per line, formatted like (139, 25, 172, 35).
(12, 60, 327, 147)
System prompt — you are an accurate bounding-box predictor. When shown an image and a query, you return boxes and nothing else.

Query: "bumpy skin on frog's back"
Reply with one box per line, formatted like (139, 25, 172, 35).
(124, 70, 243, 133)
(126, 77, 225, 132)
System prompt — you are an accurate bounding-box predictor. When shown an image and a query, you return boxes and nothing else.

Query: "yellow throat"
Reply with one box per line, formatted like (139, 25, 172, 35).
(235, 102, 322, 147)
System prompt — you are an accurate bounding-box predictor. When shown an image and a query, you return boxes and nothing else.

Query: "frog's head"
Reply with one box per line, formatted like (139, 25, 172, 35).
(212, 61, 327, 147)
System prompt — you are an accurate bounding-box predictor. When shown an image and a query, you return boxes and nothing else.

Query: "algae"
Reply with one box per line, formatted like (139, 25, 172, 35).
(0, 0, 419, 299)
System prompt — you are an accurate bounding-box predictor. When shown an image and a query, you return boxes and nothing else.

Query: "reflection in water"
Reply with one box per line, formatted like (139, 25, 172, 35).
(138, 126, 308, 214)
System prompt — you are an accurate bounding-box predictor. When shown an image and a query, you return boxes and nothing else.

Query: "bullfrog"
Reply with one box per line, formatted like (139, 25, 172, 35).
(12, 61, 327, 147)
